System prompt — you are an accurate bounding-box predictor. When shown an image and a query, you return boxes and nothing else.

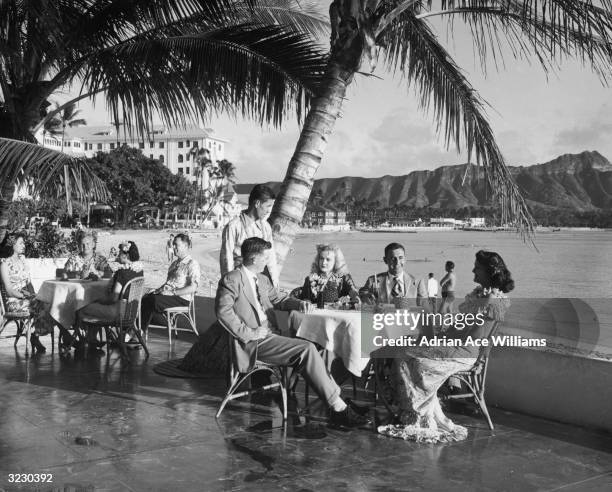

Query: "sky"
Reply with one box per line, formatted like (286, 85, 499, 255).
(64, 18, 612, 184)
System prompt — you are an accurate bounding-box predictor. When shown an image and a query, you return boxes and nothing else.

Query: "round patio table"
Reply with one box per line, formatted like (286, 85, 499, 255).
(37, 278, 110, 329)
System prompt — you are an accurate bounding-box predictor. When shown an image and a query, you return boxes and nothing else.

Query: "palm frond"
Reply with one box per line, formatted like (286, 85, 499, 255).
(76, 24, 326, 133)
(378, 10, 535, 237)
(413, 1, 612, 80)
(239, 0, 330, 39)
(0, 138, 109, 202)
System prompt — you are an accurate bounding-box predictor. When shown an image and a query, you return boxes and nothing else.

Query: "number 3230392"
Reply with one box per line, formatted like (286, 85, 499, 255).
(8, 473, 53, 483)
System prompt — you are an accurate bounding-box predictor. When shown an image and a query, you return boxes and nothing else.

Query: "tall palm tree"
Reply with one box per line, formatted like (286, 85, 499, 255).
(269, 0, 612, 270)
(56, 103, 87, 216)
(0, 0, 328, 240)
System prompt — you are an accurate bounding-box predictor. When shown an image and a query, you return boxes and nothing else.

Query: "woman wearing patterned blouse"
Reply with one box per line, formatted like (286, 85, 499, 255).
(0, 233, 55, 353)
(64, 231, 109, 280)
(295, 244, 360, 306)
(140, 233, 200, 331)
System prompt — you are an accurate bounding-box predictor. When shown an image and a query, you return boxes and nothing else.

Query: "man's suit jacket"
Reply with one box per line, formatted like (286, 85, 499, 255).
(215, 268, 301, 372)
(359, 271, 427, 304)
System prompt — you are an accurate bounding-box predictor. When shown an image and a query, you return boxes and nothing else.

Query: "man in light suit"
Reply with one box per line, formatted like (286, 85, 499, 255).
(216, 237, 370, 428)
(359, 242, 428, 305)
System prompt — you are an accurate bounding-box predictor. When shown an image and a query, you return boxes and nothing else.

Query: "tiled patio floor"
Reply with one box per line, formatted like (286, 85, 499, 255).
(1, 333, 611, 492)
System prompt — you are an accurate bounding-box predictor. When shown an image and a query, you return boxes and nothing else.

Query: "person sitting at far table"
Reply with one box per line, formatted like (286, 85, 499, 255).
(64, 231, 110, 280)
(76, 242, 144, 351)
(140, 233, 200, 333)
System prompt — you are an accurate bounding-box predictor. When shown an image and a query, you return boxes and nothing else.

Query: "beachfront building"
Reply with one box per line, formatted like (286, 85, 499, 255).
(39, 124, 228, 184)
(468, 217, 486, 227)
(429, 217, 457, 228)
(303, 205, 348, 230)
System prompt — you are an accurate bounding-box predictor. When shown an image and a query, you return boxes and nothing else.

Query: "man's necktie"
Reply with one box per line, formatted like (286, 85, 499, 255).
(391, 278, 402, 298)
(254, 277, 263, 306)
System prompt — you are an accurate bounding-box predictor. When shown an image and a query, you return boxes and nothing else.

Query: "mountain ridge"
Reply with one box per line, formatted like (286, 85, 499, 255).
(237, 151, 612, 211)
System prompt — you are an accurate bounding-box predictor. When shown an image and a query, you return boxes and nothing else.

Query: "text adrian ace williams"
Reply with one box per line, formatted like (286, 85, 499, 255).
(365, 310, 547, 348)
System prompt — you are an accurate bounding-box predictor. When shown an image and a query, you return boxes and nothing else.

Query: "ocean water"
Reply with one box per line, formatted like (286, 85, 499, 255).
(279, 230, 612, 299)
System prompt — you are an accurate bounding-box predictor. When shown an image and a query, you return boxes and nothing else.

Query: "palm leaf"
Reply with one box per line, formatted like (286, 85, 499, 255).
(378, 10, 536, 237)
(410, 1, 612, 80)
(0, 138, 109, 201)
(75, 23, 326, 133)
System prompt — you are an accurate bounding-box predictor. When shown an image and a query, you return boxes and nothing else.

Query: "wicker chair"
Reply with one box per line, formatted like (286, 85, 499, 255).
(216, 326, 291, 420)
(80, 277, 148, 360)
(0, 283, 34, 354)
(441, 321, 500, 430)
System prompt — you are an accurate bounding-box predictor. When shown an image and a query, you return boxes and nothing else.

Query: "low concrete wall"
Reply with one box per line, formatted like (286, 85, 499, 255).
(487, 347, 611, 433)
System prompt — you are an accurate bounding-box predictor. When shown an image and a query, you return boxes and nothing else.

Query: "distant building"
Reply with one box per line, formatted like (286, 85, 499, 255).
(468, 217, 486, 227)
(303, 205, 346, 228)
(202, 184, 242, 229)
(429, 217, 456, 227)
(39, 124, 228, 183)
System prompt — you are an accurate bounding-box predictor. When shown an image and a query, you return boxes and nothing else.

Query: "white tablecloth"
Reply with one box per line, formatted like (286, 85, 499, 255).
(37, 279, 110, 328)
(289, 309, 370, 377)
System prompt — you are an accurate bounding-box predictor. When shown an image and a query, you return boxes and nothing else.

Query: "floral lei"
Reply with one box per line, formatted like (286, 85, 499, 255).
(308, 272, 339, 297)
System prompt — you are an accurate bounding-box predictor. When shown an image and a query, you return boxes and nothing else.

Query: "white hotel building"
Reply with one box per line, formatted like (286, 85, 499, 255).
(40, 124, 228, 183)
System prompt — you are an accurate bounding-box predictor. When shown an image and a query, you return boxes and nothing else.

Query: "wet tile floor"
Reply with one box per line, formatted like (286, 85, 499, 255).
(0, 334, 611, 492)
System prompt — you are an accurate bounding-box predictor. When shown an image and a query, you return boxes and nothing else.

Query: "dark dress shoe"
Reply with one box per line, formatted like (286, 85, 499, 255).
(345, 398, 370, 416)
(330, 405, 372, 429)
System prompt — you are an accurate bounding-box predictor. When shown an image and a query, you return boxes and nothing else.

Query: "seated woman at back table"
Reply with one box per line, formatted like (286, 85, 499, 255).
(376, 250, 513, 443)
(76, 242, 143, 349)
(0, 233, 55, 353)
(64, 231, 110, 280)
(294, 243, 360, 307)
(140, 233, 200, 333)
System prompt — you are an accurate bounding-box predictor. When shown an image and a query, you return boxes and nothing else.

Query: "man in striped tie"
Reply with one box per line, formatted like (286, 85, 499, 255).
(359, 242, 427, 305)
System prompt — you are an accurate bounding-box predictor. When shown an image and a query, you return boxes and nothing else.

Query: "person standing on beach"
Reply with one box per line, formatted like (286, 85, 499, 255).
(166, 234, 175, 262)
(427, 272, 439, 311)
(220, 184, 279, 286)
(439, 261, 456, 314)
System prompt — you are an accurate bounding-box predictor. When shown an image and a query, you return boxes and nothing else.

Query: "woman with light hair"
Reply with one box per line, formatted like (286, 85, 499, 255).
(294, 244, 360, 305)
(64, 230, 109, 280)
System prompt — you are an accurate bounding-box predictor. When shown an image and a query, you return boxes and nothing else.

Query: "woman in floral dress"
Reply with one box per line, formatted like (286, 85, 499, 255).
(377, 250, 513, 443)
(64, 231, 109, 279)
(0, 233, 55, 353)
(295, 244, 360, 306)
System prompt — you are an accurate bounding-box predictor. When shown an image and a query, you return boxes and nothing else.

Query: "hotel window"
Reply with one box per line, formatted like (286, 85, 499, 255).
(110, 143, 115, 150)
(186, 140, 190, 147)
(178, 154, 183, 163)
(97, 143, 103, 150)
(139, 142, 144, 149)
(186, 167, 190, 174)
(159, 141, 164, 149)
(149, 141, 154, 148)
(186, 153, 190, 161)
(178, 141, 184, 148)
(178, 167, 184, 174)
(159, 155, 164, 163)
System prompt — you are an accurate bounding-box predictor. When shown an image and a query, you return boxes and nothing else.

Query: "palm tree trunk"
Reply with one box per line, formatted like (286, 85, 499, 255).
(0, 180, 16, 243)
(61, 125, 73, 217)
(269, 63, 356, 270)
